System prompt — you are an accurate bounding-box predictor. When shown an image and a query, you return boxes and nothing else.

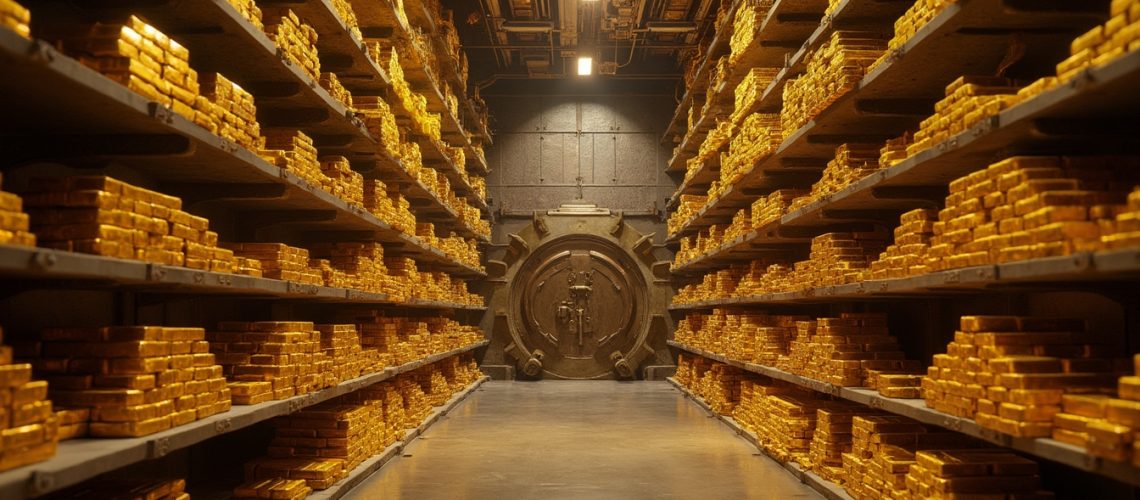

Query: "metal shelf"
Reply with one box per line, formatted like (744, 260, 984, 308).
(666, 377, 854, 500)
(0, 343, 489, 499)
(669, 219, 812, 275)
(0, 28, 484, 276)
(670, 248, 1140, 309)
(661, 0, 740, 148)
(39, 0, 378, 158)
(259, 0, 391, 93)
(668, 0, 1111, 239)
(668, 343, 1140, 488)
(354, 0, 481, 148)
(663, 0, 827, 158)
(306, 376, 490, 500)
(0, 244, 486, 308)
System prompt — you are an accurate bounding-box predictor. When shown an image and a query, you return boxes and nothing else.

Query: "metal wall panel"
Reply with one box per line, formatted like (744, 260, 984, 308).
(486, 94, 675, 213)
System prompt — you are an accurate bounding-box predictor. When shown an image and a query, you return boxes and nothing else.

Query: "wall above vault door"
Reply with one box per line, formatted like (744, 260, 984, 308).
(484, 93, 676, 213)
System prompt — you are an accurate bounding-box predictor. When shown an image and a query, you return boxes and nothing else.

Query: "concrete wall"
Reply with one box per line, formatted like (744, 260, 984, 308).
(483, 93, 677, 216)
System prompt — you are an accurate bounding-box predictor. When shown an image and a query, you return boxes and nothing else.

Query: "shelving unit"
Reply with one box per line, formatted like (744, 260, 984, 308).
(0, 0, 494, 496)
(663, 0, 1140, 497)
(667, 343, 1140, 488)
(0, 343, 488, 499)
(667, 377, 854, 500)
(0, 26, 484, 274)
(306, 376, 490, 500)
(666, 0, 1114, 237)
(672, 248, 1140, 309)
(664, 0, 828, 174)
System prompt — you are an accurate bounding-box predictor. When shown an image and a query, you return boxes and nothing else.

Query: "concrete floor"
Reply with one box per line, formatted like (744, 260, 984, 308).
(343, 381, 823, 500)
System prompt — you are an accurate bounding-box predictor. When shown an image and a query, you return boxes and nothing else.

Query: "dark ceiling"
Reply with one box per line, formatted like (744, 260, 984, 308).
(441, 0, 722, 90)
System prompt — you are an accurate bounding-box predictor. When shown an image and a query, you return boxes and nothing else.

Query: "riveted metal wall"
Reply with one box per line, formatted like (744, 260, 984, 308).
(484, 94, 677, 214)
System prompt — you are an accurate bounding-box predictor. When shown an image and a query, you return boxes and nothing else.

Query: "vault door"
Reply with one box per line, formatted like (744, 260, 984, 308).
(510, 235, 646, 379)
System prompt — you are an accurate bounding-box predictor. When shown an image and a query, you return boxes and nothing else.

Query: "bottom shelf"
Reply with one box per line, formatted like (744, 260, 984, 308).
(668, 341, 1140, 488)
(0, 342, 489, 498)
(308, 376, 490, 500)
(666, 378, 852, 500)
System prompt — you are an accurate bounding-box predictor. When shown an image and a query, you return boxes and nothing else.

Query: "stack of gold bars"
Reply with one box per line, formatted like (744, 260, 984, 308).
(311, 241, 388, 293)
(754, 392, 830, 464)
(261, 129, 323, 188)
(1, 0, 30, 39)
(912, 156, 1140, 272)
(50, 17, 196, 120)
(1051, 355, 1140, 465)
(878, 134, 911, 169)
(33, 326, 229, 438)
(806, 403, 885, 483)
(200, 72, 264, 151)
(923, 315, 1118, 438)
(871, 0, 955, 71)
(780, 313, 913, 387)
(25, 176, 237, 271)
(223, 243, 324, 285)
(668, 194, 707, 236)
(47, 477, 191, 500)
(674, 353, 711, 390)
(731, 68, 779, 124)
(788, 144, 881, 212)
(262, 9, 321, 82)
(234, 478, 310, 500)
(1054, 1, 1140, 85)
(364, 180, 416, 235)
(209, 321, 326, 404)
(0, 174, 36, 247)
(733, 260, 791, 297)
(319, 72, 354, 111)
(906, 76, 1022, 159)
(842, 414, 1052, 500)
(781, 31, 887, 140)
(0, 327, 59, 472)
(729, 0, 776, 66)
(752, 189, 805, 229)
(318, 156, 366, 208)
(866, 208, 937, 280)
(1104, 187, 1140, 248)
(905, 449, 1049, 499)
(316, 324, 374, 386)
(786, 231, 891, 290)
(695, 363, 745, 415)
(731, 375, 795, 432)
(357, 96, 402, 158)
(329, 0, 361, 40)
(721, 113, 781, 187)
(226, 0, 264, 31)
(242, 400, 385, 491)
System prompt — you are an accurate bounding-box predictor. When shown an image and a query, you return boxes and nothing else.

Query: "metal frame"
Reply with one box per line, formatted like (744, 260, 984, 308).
(667, 342, 1140, 488)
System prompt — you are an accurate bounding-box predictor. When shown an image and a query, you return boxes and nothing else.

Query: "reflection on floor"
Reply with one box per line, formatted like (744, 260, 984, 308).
(343, 380, 822, 500)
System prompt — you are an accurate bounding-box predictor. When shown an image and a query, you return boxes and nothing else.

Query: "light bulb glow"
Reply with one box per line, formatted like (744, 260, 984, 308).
(577, 56, 592, 76)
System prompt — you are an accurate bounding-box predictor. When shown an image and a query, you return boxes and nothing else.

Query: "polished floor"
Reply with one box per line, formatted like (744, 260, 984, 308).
(344, 381, 822, 500)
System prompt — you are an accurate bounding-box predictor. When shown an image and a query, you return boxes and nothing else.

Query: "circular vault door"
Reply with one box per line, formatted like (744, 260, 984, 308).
(510, 236, 646, 379)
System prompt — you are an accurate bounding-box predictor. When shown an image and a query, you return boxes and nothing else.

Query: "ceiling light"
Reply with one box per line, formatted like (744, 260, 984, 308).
(577, 56, 593, 76)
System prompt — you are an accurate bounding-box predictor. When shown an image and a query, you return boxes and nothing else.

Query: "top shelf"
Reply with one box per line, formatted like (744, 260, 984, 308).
(668, 0, 1112, 240)
(352, 0, 490, 149)
(662, 0, 828, 151)
(0, 27, 485, 275)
